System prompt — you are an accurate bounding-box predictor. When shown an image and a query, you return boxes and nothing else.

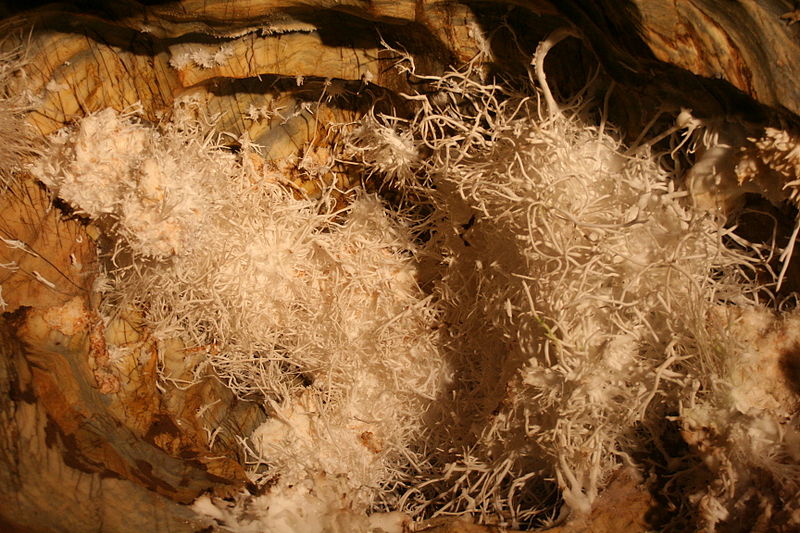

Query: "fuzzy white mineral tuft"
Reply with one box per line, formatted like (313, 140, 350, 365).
(29, 44, 800, 530)
(33, 104, 447, 531)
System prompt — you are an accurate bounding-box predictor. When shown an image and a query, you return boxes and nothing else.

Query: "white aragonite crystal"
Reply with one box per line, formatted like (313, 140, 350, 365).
(0, 38, 41, 188)
(678, 305, 800, 531)
(685, 119, 800, 291)
(348, 112, 420, 190)
(192, 474, 411, 533)
(32, 107, 219, 258)
(344, 47, 762, 527)
(32, 106, 448, 531)
(28, 43, 800, 530)
(168, 42, 236, 70)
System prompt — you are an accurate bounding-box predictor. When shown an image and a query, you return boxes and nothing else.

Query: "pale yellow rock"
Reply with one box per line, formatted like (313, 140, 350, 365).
(169, 32, 381, 87)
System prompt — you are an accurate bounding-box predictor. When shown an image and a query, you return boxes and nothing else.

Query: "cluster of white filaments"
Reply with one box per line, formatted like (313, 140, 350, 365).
(343, 55, 761, 526)
(24, 38, 800, 533)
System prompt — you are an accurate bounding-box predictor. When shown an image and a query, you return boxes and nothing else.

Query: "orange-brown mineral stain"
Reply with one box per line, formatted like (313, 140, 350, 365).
(359, 430, 383, 454)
